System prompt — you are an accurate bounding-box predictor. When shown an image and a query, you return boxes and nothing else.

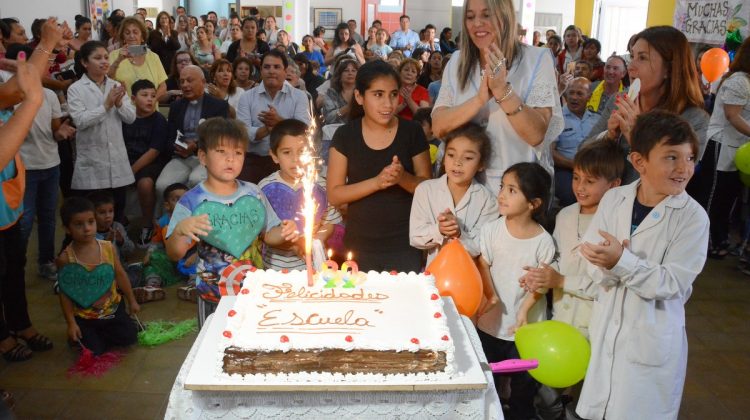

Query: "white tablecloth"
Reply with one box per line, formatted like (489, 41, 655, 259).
(165, 314, 502, 419)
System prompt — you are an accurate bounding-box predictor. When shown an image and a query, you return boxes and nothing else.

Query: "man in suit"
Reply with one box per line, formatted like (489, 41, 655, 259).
(155, 65, 230, 199)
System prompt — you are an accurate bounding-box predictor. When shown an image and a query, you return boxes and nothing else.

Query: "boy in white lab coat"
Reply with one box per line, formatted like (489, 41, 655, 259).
(576, 110, 709, 420)
(522, 140, 624, 419)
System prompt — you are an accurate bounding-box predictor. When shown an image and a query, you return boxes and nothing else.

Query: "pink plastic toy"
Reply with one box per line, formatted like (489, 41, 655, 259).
(490, 359, 539, 373)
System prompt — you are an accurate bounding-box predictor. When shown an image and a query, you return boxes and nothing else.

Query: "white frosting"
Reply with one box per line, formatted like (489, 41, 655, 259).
(218, 269, 456, 379)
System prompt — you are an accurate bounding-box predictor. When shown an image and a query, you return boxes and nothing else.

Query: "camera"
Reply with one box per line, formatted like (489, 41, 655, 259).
(127, 45, 148, 56)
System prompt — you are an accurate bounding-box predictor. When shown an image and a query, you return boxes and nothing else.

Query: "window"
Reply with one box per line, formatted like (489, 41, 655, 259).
(380, 0, 403, 13)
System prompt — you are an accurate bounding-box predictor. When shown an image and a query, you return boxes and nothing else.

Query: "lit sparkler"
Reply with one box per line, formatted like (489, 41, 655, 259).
(300, 118, 318, 286)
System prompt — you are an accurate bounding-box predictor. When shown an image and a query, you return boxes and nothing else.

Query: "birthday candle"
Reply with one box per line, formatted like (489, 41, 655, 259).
(341, 252, 359, 275)
(322, 249, 339, 272)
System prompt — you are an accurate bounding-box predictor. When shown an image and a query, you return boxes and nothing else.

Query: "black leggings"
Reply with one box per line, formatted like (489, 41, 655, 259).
(0, 223, 32, 341)
(700, 140, 743, 248)
(75, 302, 137, 355)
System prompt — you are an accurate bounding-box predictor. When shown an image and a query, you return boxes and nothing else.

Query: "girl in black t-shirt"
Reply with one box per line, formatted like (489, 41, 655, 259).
(327, 60, 431, 272)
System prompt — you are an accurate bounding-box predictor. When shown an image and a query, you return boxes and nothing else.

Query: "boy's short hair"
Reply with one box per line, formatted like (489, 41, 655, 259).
(412, 107, 432, 126)
(574, 140, 625, 182)
(164, 182, 189, 200)
(87, 190, 115, 208)
(631, 110, 699, 158)
(197, 117, 249, 152)
(131, 79, 156, 96)
(269, 119, 309, 153)
(60, 197, 95, 227)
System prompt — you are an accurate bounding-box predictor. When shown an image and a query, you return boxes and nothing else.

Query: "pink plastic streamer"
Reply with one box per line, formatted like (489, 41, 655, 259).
(67, 345, 124, 378)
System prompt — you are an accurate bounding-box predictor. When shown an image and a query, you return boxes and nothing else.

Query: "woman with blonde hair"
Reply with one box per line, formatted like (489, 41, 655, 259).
(108, 17, 168, 98)
(175, 15, 193, 52)
(432, 0, 562, 196)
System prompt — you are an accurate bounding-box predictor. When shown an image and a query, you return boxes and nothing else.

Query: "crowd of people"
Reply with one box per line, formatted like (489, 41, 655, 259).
(0, 0, 749, 417)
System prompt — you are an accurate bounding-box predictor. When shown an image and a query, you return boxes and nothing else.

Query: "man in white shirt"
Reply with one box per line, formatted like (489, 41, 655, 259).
(389, 15, 420, 58)
(236, 50, 312, 183)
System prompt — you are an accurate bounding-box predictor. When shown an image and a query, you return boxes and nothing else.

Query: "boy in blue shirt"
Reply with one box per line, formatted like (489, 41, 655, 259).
(166, 118, 299, 326)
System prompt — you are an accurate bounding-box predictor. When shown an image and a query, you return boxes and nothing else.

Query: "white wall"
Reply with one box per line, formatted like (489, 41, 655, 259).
(536, 0, 575, 31)
(2, 0, 142, 37)
(2, 0, 85, 34)
(407, 0, 453, 35)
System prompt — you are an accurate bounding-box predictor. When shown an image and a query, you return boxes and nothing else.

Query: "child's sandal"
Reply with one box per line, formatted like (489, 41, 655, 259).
(14, 333, 53, 352)
(1, 342, 33, 362)
(177, 285, 197, 302)
(134, 286, 166, 304)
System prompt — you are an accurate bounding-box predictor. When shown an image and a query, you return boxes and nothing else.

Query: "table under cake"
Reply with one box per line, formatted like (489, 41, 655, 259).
(165, 298, 502, 419)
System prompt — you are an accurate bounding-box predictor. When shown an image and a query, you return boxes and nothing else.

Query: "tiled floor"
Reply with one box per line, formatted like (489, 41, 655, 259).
(2, 227, 749, 419)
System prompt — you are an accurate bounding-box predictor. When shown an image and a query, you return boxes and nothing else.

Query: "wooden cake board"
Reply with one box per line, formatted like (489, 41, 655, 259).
(184, 297, 489, 391)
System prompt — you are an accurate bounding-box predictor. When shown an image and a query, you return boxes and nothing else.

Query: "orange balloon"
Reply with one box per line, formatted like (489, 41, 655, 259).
(700, 48, 729, 83)
(427, 240, 483, 317)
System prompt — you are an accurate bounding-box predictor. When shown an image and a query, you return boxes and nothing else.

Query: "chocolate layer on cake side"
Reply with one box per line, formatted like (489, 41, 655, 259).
(218, 269, 457, 379)
(223, 347, 448, 375)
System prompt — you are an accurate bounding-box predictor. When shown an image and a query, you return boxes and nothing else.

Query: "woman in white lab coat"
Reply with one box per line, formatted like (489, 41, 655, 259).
(68, 41, 136, 221)
(577, 112, 709, 420)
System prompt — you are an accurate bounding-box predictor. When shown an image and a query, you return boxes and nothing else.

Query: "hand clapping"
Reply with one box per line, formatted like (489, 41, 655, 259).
(483, 43, 508, 99)
(580, 230, 627, 270)
(105, 84, 126, 110)
(437, 209, 460, 238)
(259, 105, 282, 128)
(607, 94, 639, 144)
(519, 263, 563, 292)
(376, 155, 404, 190)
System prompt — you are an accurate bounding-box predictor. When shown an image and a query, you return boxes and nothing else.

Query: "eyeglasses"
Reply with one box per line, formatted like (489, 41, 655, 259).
(176, 59, 192, 64)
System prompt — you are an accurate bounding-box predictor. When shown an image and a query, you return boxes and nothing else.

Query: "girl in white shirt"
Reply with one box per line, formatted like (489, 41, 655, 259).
(67, 41, 136, 222)
(410, 123, 498, 265)
(476, 161, 556, 418)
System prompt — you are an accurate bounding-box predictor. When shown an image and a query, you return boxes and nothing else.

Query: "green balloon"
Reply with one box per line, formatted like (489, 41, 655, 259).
(515, 320, 591, 388)
(285, 2, 293, 9)
(735, 143, 750, 174)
